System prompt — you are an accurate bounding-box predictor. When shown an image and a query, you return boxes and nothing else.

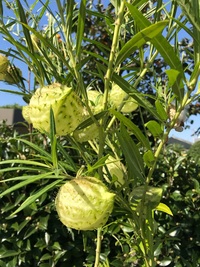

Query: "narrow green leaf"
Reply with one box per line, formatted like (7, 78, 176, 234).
(76, 0, 86, 59)
(165, 69, 184, 100)
(11, 179, 61, 216)
(188, 62, 200, 91)
(115, 20, 168, 67)
(0, 172, 54, 198)
(126, 3, 184, 74)
(75, 111, 107, 130)
(37, 0, 50, 21)
(65, 0, 74, 37)
(0, 89, 27, 96)
(0, 174, 66, 183)
(49, 108, 58, 169)
(0, 159, 50, 169)
(0, 167, 46, 174)
(56, 141, 77, 172)
(83, 37, 110, 52)
(117, 124, 145, 184)
(145, 120, 163, 137)
(83, 50, 109, 65)
(0, 250, 20, 259)
(16, 0, 34, 53)
(155, 99, 168, 121)
(16, 138, 52, 159)
(87, 155, 110, 173)
(20, 24, 74, 74)
(110, 109, 151, 150)
(0, 0, 3, 17)
(176, 0, 200, 32)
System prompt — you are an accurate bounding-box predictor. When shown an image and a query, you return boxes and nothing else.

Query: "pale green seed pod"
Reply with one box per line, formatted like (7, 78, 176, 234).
(55, 177, 115, 230)
(87, 90, 104, 114)
(22, 106, 32, 124)
(0, 54, 9, 72)
(109, 83, 138, 113)
(104, 156, 126, 187)
(73, 123, 99, 143)
(73, 90, 103, 142)
(22, 83, 87, 135)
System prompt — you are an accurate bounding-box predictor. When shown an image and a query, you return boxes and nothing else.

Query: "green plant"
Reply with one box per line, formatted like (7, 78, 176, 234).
(0, 0, 200, 266)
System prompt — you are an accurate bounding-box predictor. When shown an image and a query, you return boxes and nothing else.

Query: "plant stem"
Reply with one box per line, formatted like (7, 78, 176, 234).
(94, 227, 102, 267)
(103, 1, 125, 110)
(98, 1, 125, 178)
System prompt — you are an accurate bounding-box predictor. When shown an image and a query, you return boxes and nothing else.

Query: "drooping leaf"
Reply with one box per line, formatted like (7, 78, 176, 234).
(110, 109, 151, 150)
(126, 3, 184, 74)
(49, 108, 58, 169)
(16, 0, 34, 53)
(76, 0, 86, 59)
(175, 0, 200, 32)
(165, 69, 184, 100)
(0, 172, 54, 198)
(188, 62, 200, 91)
(11, 179, 62, 216)
(155, 99, 168, 121)
(117, 123, 145, 184)
(115, 20, 168, 67)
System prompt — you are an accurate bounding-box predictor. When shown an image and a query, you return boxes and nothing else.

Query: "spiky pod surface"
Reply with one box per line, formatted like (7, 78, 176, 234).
(55, 177, 115, 230)
(22, 83, 87, 135)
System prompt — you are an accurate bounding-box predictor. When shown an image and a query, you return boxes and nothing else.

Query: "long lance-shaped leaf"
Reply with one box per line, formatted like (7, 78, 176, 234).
(175, 0, 200, 32)
(0, 26, 45, 84)
(110, 109, 151, 150)
(0, 159, 51, 170)
(0, 0, 3, 17)
(15, 138, 52, 159)
(0, 167, 47, 174)
(16, 0, 34, 53)
(115, 20, 168, 67)
(117, 124, 145, 184)
(126, 3, 184, 75)
(19, 23, 74, 75)
(76, 0, 86, 59)
(0, 174, 66, 183)
(0, 172, 54, 198)
(11, 179, 62, 216)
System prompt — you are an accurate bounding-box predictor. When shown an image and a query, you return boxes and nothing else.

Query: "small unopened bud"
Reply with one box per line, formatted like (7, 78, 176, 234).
(168, 104, 187, 132)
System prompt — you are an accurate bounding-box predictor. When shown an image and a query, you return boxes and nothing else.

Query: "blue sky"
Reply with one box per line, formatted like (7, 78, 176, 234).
(0, 0, 199, 141)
